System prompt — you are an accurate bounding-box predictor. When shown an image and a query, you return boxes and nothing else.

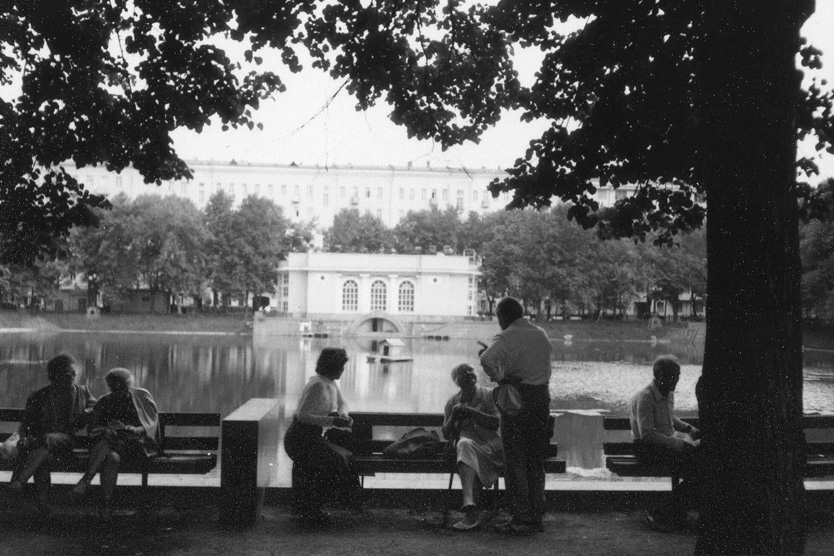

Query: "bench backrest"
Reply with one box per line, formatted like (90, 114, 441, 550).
(350, 411, 558, 458)
(603, 415, 834, 456)
(0, 409, 221, 454)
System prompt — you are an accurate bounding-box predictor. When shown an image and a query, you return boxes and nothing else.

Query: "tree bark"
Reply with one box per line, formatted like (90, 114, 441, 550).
(695, 2, 807, 554)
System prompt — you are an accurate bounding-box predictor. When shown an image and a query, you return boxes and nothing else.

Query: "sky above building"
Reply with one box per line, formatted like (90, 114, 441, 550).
(171, 5, 834, 182)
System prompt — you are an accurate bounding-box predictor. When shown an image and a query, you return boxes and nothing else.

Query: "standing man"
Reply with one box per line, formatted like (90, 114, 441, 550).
(480, 297, 552, 535)
(630, 355, 700, 531)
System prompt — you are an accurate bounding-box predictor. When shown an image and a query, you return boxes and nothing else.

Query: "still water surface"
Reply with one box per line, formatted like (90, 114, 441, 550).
(2, 332, 832, 486)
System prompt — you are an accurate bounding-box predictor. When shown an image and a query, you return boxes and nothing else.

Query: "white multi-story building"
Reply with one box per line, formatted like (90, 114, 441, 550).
(67, 160, 637, 229)
(271, 252, 481, 334)
(71, 160, 512, 229)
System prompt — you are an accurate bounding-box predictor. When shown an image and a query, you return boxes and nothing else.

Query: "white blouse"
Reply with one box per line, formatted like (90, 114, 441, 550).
(295, 374, 348, 427)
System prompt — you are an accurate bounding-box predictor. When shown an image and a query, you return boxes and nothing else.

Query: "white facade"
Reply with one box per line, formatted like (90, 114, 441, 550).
(70, 161, 510, 229)
(275, 252, 481, 322)
(66, 160, 637, 229)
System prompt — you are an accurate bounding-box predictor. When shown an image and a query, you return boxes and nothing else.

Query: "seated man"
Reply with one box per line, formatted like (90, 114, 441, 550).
(630, 355, 700, 530)
(10, 354, 96, 514)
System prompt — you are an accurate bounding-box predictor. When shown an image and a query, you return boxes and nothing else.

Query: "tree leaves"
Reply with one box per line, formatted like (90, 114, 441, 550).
(2, 0, 286, 265)
(323, 209, 390, 253)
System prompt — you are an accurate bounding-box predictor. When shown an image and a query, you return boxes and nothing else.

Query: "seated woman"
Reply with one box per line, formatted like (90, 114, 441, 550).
(10, 354, 96, 513)
(72, 368, 159, 519)
(442, 363, 504, 531)
(283, 347, 362, 525)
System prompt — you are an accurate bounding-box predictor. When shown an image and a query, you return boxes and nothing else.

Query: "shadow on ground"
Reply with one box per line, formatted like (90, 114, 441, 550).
(0, 499, 832, 556)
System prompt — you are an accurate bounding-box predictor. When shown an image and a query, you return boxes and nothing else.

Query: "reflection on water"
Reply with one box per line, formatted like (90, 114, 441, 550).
(1, 332, 832, 485)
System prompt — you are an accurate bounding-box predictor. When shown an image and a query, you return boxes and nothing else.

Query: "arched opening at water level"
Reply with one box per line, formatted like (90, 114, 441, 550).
(347, 312, 405, 336)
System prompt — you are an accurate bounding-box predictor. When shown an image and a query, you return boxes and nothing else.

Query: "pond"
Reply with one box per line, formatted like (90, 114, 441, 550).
(1, 331, 832, 486)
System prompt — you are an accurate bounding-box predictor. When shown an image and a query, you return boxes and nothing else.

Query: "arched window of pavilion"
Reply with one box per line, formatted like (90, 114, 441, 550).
(370, 280, 387, 312)
(398, 281, 415, 313)
(342, 280, 359, 312)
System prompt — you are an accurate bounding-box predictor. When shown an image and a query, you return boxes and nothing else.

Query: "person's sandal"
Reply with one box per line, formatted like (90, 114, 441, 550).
(71, 477, 91, 499)
(452, 506, 481, 531)
(643, 510, 674, 533)
(493, 520, 538, 535)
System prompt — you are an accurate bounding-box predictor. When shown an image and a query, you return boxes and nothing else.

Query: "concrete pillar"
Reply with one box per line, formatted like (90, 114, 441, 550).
(220, 398, 281, 527)
(387, 274, 398, 315)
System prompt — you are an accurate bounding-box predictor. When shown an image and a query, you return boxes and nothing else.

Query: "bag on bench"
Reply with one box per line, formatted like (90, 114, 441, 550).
(0, 433, 19, 461)
(382, 428, 444, 459)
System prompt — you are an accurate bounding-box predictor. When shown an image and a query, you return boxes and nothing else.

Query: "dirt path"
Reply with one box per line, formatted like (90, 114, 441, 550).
(2, 503, 833, 556)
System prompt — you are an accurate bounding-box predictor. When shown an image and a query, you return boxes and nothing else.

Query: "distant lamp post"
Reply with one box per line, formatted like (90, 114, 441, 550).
(87, 272, 98, 308)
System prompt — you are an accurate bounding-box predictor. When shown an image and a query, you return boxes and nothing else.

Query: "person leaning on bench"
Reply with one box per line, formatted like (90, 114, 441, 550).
(9, 354, 96, 514)
(630, 355, 701, 531)
(480, 297, 553, 535)
(71, 367, 160, 520)
(283, 347, 363, 526)
(442, 363, 504, 532)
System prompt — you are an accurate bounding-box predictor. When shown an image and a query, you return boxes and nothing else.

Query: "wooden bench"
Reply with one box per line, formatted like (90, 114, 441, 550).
(350, 411, 566, 485)
(800, 414, 834, 478)
(602, 416, 700, 494)
(603, 414, 834, 489)
(0, 409, 220, 487)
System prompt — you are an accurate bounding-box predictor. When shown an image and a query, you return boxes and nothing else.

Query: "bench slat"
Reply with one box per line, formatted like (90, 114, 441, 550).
(603, 417, 699, 431)
(356, 457, 566, 475)
(162, 437, 220, 451)
(805, 458, 834, 477)
(603, 442, 636, 456)
(0, 409, 25, 421)
(803, 415, 834, 429)
(160, 413, 222, 427)
(351, 413, 446, 428)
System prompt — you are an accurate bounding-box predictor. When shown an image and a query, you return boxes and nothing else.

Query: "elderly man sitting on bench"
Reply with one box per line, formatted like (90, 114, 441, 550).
(630, 355, 700, 531)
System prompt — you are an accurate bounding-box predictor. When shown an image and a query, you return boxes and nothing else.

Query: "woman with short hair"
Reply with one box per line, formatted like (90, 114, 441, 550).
(72, 368, 159, 519)
(283, 347, 362, 525)
(442, 362, 504, 531)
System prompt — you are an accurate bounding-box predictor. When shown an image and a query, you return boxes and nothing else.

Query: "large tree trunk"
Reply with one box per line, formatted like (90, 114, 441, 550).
(695, 2, 808, 554)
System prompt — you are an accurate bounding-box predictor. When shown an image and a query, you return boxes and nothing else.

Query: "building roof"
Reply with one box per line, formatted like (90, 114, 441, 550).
(380, 338, 406, 347)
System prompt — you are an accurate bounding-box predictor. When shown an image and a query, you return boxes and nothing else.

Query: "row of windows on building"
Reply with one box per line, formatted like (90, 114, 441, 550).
(342, 280, 415, 313)
(99, 174, 500, 208)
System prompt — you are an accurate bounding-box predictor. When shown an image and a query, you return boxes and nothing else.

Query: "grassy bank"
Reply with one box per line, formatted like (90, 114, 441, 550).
(1, 311, 830, 349)
(803, 325, 834, 351)
(3, 311, 687, 340)
(535, 319, 689, 342)
(0, 311, 251, 333)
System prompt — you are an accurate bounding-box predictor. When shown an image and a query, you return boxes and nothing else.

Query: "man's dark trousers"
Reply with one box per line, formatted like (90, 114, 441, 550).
(635, 441, 700, 527)
(500, 384, 550, 525)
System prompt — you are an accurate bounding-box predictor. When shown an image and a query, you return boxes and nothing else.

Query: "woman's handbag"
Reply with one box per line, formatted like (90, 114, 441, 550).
(0, 433, 20, 461)
(493, 382, 524, 416)
(382, 428, 445, 459)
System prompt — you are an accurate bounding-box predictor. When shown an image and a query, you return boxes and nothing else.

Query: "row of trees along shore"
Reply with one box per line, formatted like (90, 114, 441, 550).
(327, 204, 707, 321)
(1, 192, 314, 310)
(6, 181, 834, 326)
(3, 198, 708, 320)
(3, 1, 834, 553)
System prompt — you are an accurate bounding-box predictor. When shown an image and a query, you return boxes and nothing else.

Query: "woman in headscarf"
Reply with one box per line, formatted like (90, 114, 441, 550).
(442, 363, 504, 531)
(71, 367, 159, 519)
(283, 347, 363, 525)
(10, 354, 96, 513)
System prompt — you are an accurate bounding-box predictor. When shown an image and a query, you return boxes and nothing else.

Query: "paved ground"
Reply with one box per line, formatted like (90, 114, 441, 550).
(2, 498, 833, 556)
